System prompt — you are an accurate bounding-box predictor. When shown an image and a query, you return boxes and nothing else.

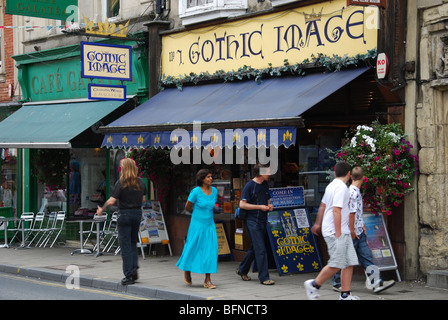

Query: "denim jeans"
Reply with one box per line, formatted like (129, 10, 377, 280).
(333, 231, 381, 287)
(117, 209, 142, 278)
(238, 214, 270, 283)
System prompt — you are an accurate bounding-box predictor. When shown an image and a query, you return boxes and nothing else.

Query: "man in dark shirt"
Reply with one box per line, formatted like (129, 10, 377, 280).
(236, 164, 275, 285)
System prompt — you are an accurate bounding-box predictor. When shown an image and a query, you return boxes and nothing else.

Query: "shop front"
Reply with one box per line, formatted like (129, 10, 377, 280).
(0, 37, 148, 232)
(99, 0, 390, 261)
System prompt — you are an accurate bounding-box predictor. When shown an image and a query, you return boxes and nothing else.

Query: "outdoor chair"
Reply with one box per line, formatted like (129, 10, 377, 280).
(34, 212, 57, 247)
(25, 212, 46, 247)
(101, 211, 119, 253)
(8, 212, 35, 246)
(42, 211, 66, 248)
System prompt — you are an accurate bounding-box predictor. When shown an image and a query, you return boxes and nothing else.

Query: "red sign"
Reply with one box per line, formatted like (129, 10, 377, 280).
(347, 0, 387, 8)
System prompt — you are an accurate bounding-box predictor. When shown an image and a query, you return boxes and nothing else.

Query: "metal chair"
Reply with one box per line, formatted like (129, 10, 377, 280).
(42, 211, 66, 248)
(35, 212, 57, 247)
(8, 212, 34, 246)
(101, 211, 119, 253)
(26, 212, 46, 247)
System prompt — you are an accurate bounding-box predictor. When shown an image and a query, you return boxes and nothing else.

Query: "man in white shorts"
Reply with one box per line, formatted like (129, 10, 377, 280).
(305, 161, 360, 300)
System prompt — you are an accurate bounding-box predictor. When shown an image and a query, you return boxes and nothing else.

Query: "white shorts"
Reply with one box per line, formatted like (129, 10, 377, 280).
(324, 234, 359, 269)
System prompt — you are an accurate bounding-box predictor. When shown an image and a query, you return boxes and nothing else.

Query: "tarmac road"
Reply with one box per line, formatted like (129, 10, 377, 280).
(0, 272, 152, 300)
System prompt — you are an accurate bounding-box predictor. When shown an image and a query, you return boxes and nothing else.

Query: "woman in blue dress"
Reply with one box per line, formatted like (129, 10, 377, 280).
(176, 169, 218, 289)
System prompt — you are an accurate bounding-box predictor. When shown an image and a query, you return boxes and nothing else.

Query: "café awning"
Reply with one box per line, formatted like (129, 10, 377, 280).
(101, 67, 370, 149)
(0, 99, 127, 149)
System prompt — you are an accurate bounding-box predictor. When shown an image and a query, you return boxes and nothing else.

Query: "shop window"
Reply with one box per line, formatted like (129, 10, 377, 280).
(179, 0, 248, 26)
(0, 149, 18, 213)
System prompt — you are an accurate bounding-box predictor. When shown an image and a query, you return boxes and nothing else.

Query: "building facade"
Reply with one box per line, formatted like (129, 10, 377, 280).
(406, 0, 448, 277)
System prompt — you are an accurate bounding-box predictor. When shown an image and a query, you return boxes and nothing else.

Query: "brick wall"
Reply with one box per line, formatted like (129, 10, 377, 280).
(0, 0, 15, 103)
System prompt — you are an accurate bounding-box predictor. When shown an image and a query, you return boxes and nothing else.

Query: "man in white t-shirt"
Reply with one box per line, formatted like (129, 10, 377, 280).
(305, 161, 360, 300)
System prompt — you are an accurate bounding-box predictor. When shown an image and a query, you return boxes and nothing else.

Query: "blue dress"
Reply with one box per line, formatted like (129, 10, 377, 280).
(176, 186, 218, 274)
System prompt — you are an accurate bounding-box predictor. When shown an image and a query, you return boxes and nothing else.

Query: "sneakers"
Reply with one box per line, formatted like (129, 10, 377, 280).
(304, 280, 320, 300)
(373, 280, 395, 293)
(339, 294, 361, 300)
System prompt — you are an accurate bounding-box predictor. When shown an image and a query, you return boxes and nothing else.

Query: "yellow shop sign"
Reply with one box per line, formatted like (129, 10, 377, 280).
(162, 0, 378, 77)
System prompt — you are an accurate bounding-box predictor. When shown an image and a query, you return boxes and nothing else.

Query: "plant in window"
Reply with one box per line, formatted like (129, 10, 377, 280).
(31, 149, 70, 190)
(335, 121, 419, 215)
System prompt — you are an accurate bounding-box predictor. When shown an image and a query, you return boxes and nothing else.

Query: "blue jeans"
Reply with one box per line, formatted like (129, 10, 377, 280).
(333, 231, 381, 287)
(117, 209, 142, 278)
(238, 215, 270, 283)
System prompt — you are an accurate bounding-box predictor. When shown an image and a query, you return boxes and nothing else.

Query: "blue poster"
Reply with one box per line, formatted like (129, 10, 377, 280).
(266, 207, 322, 276)
(269, 187, 305, 208)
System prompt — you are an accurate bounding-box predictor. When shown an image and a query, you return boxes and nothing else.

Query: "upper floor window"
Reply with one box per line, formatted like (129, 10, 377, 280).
(108, 0, 120, 17)
(188, 0, 214, 9)
(179, 0, 248, 26)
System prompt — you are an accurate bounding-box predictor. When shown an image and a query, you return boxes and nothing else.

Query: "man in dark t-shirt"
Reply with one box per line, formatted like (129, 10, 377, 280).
(237, 164, 274, 285)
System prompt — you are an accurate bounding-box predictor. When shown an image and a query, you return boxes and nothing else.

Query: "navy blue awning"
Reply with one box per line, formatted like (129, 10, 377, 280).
(101, 67, 369, 149)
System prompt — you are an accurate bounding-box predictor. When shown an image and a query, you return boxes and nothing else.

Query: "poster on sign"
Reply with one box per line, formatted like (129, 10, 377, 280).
(140, 201, 172, 255)
(269, 187, 305, 208)
(266, 207, 322, 276)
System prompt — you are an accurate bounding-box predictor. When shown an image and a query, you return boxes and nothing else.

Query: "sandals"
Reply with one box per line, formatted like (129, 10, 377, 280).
(261, 279, 275, 285)
(236, 268, 252, 281)
(183, 271, 192, 286)
(204, 281, 217, 289)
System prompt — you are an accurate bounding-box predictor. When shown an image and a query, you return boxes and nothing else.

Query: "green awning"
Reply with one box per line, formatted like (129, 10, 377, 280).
(0, 100, 125, 149)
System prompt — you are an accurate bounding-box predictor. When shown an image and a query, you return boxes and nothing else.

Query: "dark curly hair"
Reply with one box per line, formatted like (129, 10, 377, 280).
(196, 169, 212, 186)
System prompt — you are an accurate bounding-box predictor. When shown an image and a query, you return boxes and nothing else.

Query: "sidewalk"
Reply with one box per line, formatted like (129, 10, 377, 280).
(0, 244, 447, 301)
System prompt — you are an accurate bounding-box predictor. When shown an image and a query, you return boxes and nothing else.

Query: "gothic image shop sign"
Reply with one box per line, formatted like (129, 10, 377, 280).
(266, 207, 322, 276)
(6, 0, 78, 21)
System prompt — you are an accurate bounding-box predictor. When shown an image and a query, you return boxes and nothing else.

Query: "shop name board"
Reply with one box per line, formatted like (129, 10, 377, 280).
(6, 0, 78, 21)
(81, 42, 132, 81)
(162, 0, 378, 77)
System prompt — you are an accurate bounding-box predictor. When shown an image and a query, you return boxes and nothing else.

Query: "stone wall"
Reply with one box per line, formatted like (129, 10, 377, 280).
(417, 3, 448, 275)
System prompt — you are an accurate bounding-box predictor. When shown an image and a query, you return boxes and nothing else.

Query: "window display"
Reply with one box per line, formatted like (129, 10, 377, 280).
(0, 149, 17, 213)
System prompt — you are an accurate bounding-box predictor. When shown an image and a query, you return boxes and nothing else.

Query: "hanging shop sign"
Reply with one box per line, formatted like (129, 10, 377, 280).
(161, 0, 378, 77)
(81, 42, 133, 82)
(6, 0, 78, 21)
(266, 207, 322, 276)
(88, 84, 127, 101)
(347, 0, 387, 8)
(376, 52, 389, 79)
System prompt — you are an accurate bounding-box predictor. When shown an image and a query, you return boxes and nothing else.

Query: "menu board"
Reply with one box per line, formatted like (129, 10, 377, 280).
(266, 207, 322, 276)
(364, 213, 399, 271)
(215, 222, 232, 258)
(140, 201, 172, 255)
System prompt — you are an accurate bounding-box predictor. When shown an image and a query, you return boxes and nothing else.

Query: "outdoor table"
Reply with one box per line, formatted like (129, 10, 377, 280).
(93, 215, 107, 257)
(0, 217, 26, 249)
(67, 219, 93, 255)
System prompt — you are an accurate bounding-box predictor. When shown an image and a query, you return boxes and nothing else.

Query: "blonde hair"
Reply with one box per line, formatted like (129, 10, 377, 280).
(120, 158, 140, 190)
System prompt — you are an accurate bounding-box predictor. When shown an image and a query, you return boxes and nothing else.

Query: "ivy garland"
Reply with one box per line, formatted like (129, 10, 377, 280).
(159, 48, 378, 91)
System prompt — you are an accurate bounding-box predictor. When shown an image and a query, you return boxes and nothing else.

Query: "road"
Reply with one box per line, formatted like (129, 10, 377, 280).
(0, 272, 153, 300)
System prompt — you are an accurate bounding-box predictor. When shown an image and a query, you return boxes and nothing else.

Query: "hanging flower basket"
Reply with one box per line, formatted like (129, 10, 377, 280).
(335, 121, 419, 215)
(126, 147, 173, 202)
(31, 149, 70, 190)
